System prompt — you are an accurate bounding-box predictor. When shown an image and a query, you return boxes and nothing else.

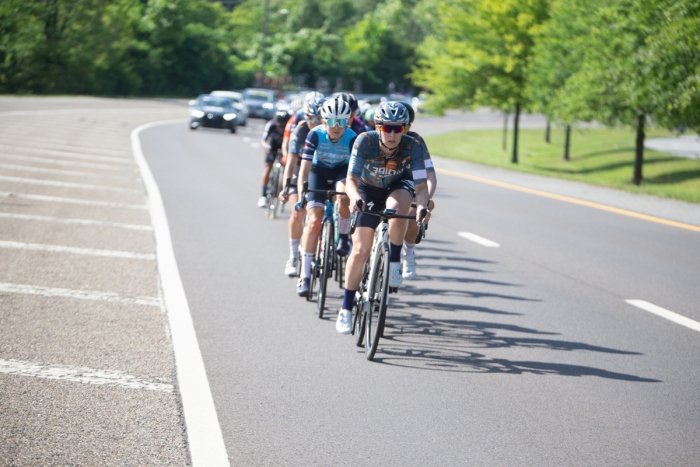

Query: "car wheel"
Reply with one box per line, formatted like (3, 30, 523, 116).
(190, 121, 199, 130)
(229, 125, 236, 134)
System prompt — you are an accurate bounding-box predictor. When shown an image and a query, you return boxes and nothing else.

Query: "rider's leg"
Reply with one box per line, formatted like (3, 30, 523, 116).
(385, 188, 413, 287)
(288, 192, 304, 256)
(258, 155, 274, 207)
(300, 205, 323, 279)
(335, 179, 352, 255)
(403, 205, 418, 279)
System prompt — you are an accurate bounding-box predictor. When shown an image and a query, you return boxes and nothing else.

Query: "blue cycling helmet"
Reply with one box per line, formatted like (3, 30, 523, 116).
(374, 101, 409, 126)
(303, 97, 325, 117)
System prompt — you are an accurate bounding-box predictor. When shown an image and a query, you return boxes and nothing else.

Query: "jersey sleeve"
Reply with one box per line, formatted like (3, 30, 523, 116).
(289, 123, 303, 155)
(416, 134, 434, 173)
(348, 133, 369, 179)
(407, 138, 428, 184)
(262, 121, 273, 141)
(302, 131, 319, 162)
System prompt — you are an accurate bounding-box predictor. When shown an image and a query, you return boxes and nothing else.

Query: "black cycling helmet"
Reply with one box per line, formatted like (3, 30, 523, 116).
(401, 102, 415, 125)
(339, 93, 359, 113)
(274, 110, 290, 125)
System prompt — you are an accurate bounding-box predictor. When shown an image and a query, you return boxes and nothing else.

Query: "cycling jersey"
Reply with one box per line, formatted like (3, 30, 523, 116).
(407, 131, 434, 173)
(348, 132, 427, 189)
(289, 120, 311, 157)
(350, 116, 369, 136)
(302, 126, 357, 169)
(263, 120, 284, 153)
(284, 110, 305, 141)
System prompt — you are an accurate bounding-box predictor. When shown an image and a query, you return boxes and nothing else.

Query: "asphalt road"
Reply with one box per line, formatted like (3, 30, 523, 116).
(141, 119, 700, 466)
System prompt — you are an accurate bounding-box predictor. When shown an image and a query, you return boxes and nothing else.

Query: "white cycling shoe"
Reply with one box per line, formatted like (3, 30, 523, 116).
(257, 196, 267, 208)
(336, 309, 352, 334)
(389, 262, 403, 288)
(402, 252, 417, 279)
(284, 257, 299, 277)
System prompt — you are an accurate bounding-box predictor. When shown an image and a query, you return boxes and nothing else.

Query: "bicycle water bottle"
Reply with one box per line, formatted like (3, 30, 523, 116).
(324, 201, 334, 219)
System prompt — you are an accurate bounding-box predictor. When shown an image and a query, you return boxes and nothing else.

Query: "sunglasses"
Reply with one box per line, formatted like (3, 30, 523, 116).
(306, 116, 322, 124)
(379, 124, 406, 134)
(325, 118, 348, 128)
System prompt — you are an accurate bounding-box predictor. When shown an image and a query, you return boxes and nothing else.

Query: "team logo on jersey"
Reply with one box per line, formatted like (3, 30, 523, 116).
(367, 201, 375, 210)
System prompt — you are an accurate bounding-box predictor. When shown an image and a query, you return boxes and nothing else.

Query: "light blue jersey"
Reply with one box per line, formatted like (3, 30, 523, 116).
(301, 126, 357, 169)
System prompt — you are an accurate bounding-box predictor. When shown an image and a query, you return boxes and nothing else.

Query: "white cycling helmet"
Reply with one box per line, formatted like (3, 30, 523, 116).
(289, 97, 304, 113)
(320, 96, 352, 119)
(305, 91, 325, 100)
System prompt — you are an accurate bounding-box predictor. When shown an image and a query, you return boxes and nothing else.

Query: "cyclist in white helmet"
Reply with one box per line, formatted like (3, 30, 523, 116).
(294, 96, 357, 297)
(281, 97, 306, 163)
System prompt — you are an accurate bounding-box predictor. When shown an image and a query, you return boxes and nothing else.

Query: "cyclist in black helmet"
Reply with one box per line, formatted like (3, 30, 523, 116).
(258, 110, 290, 207)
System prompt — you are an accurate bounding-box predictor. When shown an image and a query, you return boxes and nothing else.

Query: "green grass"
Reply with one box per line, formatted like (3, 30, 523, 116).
(424, 127, 700, 204)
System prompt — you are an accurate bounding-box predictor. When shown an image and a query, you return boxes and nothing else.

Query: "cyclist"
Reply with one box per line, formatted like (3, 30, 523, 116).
(279, 96, 326, 276)
(258, 110, 289, 208)
(335, 101, 430, 334)
(401, 102, 437, 279)
(295, 97, 357, 297)
(339, 93, 370, 135)
(281, 97, 305, 163)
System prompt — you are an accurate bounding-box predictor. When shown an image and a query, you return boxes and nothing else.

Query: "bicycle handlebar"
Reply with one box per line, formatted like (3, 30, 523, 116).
(295, 181, 347, 211)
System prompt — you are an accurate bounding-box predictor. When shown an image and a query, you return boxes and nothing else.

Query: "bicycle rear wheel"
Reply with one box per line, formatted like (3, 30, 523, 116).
(365, 243, 390, 361)
(266, 163, 281, 219)
(317, 219, 333, 318)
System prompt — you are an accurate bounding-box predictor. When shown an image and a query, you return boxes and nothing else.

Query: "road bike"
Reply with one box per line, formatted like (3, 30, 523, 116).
(350, 204, 426, 360)
(265, 149, 285, 219)
(298, 182, 347, 318)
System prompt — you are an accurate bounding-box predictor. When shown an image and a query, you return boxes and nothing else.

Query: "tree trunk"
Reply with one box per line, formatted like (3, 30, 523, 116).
(511, 103, 520, 163)
(545, 119, 551, 143)
(633, 114, 645, 185)
(502, 112, 508, 151)
(563, 124, 571, 161)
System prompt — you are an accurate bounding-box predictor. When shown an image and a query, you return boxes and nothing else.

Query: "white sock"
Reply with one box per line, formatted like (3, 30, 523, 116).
(290, 238, 301, 259)
(403, 242, 416, 257)
(338, 216, 350, 235)
(301, 252, 314, 279)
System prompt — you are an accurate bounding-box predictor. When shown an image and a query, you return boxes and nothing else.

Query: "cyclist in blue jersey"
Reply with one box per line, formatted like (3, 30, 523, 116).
(335, 102, 430, 334)
(258, 111, 289, 207)
(339, 93, 370, 136)
(279, 96, 326, 277)
(400, 102, 437, 279)
(295, 97, 358, 297)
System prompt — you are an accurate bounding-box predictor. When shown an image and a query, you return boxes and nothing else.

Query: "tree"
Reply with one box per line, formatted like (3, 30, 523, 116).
(414, 0, 549, 163)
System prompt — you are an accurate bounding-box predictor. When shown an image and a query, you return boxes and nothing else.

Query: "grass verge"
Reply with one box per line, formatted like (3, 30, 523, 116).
(424, 127, 700, 204)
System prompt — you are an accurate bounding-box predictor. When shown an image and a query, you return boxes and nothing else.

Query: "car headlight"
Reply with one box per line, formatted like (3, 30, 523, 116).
(262, 103, 274, 109)
(223, 113, 237, 121)
(191, 110, 205, 118)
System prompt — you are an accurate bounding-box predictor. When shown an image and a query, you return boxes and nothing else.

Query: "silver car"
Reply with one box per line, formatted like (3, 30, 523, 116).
(210, 90, 249, 126)
(243, 88, 277, 119)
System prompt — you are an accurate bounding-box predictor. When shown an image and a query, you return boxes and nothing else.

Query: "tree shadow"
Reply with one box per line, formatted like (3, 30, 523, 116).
(644, 169, 700, 185)
(368, 311, 659, 382)
(534, 156, 679, 176)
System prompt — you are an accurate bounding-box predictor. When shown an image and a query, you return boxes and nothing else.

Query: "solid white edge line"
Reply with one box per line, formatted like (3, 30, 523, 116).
(457, 231, 501, 248)
(132, 119, 230, 467)
(625, 300, 700, 333)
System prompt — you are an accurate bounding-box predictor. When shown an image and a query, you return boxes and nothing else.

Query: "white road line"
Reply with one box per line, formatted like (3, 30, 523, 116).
(243, 137, 251, 142)
(0, 107, 182, 117)
(0, 145, 135, 165)
(2, 142, 131, 157)
(0, 153, 137, 171)
(626, 300, 700, 333)
(0, 191, 147, 210)
(0, 175, 140, 193)
(0, 358, 173, 392)
(458, 231, 501, 248)
(133, 120, 230, 467)
(0, 282, 160, 306)
(0, 212, 153, 231)
(0, 162, 119, 178)
(0, 240, 155, 260)
(250, 142, 260, 148)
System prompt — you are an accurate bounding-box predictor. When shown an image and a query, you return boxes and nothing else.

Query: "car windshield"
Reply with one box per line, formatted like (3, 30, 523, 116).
(244, 91, 274, 102)
(200, 97, 232, 107)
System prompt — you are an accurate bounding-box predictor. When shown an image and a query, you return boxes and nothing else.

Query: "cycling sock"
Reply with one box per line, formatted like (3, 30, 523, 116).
(300, 252, 314, 279)
(338, 216, 350, 235)
(261, 186, 267, 196)
(290, 238, 301, 259)
(390, 242, 402, 263)
(342, 289, 357, 310)
(403, 242, 416, 257)
(338, 233, 349, 245)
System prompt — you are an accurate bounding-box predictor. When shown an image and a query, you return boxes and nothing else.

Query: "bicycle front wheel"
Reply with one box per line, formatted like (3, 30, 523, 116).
(317, 219, 333, 318)
(365, 243, 390, 361)
(266, 163, 281, 219)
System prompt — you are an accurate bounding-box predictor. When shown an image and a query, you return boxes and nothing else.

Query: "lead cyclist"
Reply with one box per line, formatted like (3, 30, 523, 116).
(336, 101, 430, 334)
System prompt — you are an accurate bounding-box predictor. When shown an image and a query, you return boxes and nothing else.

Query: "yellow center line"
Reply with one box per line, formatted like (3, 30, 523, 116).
(436, 167, 700, 234)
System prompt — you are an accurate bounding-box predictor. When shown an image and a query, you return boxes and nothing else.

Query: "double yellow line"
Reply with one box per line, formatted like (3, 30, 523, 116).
(436, 167, 700, 234)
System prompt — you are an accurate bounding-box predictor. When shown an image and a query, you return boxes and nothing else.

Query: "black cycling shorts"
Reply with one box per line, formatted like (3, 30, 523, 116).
(306, 164, 348, 209)
(356, 178, 415, 230)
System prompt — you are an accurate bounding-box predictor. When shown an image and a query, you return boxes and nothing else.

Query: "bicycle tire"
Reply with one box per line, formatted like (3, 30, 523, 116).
(271, 164, 284, 219)
(365, 243, 390, 361)
(307, 228, 321, 302)
(317, 219, 333, 318)
(353, 263, 369, 347)
(337, 254, 345, 289)
(266, 163, 281, 219)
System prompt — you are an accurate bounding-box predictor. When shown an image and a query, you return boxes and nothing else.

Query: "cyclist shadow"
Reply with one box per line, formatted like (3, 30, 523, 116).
(370, 310, 659, 382)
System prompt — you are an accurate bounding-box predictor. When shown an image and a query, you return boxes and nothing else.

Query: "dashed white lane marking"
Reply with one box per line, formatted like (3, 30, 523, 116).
(0, 153, 137, 171)
(458, 231, 501, 248)
(2, 142, 130, 157)
(0, 191, 147, 210)
(0, 359, 173, 392)
(250, 142, 260, 148)
(0, 212, 153, 231)
(0, 175, 139, 193)
(0, 162, 121, 178)
(242, 137, 251, 142)
(626, 300, 700, 333)
(0, 145, 135, 165)
(0, 240, 155, 260)
(0, 282, 160, 306)
(133, 120, 230, 467)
